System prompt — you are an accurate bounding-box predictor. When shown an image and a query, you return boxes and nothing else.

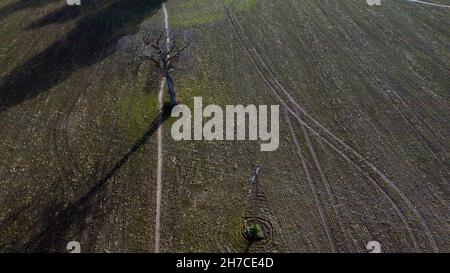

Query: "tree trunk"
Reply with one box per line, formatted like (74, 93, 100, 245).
(165, 72, 177, 106)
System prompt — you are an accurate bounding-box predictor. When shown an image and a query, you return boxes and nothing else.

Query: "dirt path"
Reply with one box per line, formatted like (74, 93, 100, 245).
(154, 79, 165, 253)
(407, 0, 450, 8)
(154, 2, 170, 254)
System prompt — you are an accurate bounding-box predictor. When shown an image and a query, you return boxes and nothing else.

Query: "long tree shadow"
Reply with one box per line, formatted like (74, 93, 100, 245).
(24, 0, 111, 29)
(23, 4, 85, 29)
(21, 104, 172, 252)
(0, 0, 162, 112)
(0, 0, 60, 20)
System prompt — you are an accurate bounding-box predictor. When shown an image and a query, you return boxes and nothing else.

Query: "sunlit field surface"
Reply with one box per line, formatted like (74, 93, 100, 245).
(0, 0, 448, 253)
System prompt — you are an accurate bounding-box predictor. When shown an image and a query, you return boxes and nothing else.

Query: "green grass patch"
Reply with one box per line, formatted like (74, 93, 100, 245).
(118, 63, 160, 140)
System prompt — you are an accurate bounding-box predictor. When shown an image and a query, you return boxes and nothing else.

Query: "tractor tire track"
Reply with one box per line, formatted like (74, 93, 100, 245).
(223, 3, 438, 252)
(233, 7, 438, 252)
(321, 1, 449, 154)
(284, 111, 337, 252)
(300, 122, 357, 251)
(224, 3, 338, 252)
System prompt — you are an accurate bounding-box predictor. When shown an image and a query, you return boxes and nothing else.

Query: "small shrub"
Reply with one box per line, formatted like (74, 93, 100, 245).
(244, 223, 263, 242)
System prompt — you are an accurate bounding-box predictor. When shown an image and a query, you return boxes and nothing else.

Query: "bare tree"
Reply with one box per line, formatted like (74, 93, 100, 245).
(142, 30, 190, 106)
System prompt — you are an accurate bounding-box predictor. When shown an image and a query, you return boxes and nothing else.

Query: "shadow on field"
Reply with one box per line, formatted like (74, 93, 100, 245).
(24, 0, 111, 29)
(20, 104, 172, 252)
(24, 4, 84, 28)
(0, 0, 162, 112)
(0, 0, 60, 20)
